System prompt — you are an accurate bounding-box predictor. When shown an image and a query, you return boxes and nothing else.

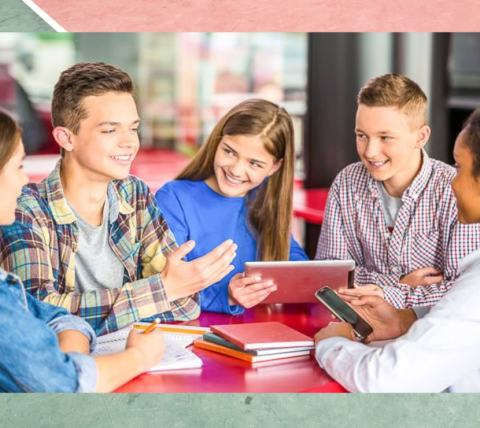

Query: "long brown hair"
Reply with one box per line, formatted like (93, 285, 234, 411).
(177, 99, 295, 261)
(0, 108, 22, 171)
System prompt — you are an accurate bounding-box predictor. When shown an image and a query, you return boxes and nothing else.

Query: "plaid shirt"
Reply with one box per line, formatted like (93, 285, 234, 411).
(0, 161, 200, 335)
(315, 151, 480, 308)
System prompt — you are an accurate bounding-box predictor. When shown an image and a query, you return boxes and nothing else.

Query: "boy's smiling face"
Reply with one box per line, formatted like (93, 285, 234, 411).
(355, 104, 430, 197)
(58, 91, 140, 183)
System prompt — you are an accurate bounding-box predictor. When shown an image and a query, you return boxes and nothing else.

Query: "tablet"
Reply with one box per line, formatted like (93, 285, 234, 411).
(244, 260, 355, 304)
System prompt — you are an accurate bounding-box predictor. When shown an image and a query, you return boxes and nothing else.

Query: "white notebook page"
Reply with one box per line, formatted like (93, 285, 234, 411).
(92, 329, 202, 371)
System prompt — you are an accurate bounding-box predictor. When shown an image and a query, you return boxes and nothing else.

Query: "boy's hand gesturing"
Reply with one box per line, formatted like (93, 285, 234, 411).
(162, 239, 237, 301)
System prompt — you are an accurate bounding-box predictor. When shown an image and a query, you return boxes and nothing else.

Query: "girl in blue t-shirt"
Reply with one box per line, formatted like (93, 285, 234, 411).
(156, 99, 308, 314)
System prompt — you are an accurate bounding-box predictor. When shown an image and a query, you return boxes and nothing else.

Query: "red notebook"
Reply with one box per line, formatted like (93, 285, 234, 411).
(210, 322, 314, 350)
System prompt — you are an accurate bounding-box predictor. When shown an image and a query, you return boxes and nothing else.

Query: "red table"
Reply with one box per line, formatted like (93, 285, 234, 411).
(115, 303, 347, 393)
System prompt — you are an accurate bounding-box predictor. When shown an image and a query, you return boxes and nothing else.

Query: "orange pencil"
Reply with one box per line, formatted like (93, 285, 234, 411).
(143, 318, 160, 334)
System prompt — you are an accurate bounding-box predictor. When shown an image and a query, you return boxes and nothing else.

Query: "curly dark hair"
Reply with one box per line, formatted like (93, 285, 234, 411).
(462, 108, 480, 179)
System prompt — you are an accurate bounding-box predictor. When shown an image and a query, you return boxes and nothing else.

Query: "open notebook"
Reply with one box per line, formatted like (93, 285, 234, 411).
(92, 329, 203, 372)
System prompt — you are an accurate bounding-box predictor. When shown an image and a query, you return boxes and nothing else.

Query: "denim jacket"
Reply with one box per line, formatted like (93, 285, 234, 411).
(0, 268, 97, 392)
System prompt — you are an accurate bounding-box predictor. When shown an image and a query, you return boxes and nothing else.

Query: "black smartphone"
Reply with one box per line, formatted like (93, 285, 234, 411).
(315, 286, 373, 341)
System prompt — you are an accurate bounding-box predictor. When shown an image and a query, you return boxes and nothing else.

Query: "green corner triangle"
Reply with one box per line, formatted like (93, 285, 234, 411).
(1, 0, 56, 32)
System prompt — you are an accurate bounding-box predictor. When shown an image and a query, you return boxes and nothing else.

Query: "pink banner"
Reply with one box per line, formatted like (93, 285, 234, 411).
(22, 0, 480, 32)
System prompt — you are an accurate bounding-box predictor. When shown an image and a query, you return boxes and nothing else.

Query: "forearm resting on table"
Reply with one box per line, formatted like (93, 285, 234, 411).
(93, 348, 145, 393)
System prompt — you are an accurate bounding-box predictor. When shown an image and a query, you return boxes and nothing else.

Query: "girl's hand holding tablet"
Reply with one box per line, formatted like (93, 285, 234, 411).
(228, 273, 277, 308)
(162, 239, 237, 301)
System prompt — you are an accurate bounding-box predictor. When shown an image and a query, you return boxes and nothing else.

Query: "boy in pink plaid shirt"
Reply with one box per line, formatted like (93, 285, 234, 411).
(315, 74, 480, 308)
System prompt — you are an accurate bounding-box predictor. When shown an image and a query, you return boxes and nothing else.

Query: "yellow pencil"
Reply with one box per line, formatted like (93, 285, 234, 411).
(142, 318, 160, 334)
(133, 323, 209, 335)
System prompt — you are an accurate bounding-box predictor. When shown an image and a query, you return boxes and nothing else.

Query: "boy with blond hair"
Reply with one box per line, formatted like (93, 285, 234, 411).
(316, 74, 480, 308)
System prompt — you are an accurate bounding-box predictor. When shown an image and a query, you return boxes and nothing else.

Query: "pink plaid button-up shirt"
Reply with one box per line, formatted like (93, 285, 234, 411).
(315, 152, 480, 308)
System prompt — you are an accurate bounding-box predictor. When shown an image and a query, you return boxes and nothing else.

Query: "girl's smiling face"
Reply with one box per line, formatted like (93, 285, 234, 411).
(206, 134, 282, 198)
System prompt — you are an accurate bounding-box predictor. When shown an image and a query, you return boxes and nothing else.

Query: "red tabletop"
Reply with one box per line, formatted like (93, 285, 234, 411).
(115, 303, 347, 393)
(293, 188, 329, 225)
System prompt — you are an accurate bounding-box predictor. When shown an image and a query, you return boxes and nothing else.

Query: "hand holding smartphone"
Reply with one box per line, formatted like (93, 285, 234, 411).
(315, 286, 373, 341)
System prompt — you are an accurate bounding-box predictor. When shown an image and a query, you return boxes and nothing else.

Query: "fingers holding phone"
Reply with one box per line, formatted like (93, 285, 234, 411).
(347, 295, 418, 342)
(315, 286, 374, 342)
(324, 289, 418, 343)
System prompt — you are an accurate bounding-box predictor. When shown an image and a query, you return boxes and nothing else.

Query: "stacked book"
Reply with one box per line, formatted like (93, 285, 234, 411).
(193, 321, 315, 363)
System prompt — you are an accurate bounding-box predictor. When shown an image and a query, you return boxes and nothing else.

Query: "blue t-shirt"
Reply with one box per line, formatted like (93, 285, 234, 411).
(155, 180, 308, 314)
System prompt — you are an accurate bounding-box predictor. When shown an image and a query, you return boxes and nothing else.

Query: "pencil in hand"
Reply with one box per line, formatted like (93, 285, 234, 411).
(143, 318, 160, 334)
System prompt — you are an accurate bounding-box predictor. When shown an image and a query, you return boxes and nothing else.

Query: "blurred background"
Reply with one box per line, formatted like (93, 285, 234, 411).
(0, 33, 479, 256)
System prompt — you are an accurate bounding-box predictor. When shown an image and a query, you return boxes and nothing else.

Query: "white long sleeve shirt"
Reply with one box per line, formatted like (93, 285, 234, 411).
(315, 248, 480, 393)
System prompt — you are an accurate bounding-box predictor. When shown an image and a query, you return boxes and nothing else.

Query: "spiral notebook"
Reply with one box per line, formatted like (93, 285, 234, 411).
(93, 329, 203, 371)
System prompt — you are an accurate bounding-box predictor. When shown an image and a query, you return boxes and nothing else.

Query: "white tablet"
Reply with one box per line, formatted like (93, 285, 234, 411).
(244, 260, 355, 304)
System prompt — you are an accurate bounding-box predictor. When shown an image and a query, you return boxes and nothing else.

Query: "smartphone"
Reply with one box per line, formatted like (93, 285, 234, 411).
(315, 286, 373, 341)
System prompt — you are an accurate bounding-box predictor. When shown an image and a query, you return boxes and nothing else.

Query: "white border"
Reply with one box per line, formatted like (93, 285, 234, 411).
(22, 0, 67, 32)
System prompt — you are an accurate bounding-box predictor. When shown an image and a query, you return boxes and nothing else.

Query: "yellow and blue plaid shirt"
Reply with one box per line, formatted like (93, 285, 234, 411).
(0, 161, 200, 335)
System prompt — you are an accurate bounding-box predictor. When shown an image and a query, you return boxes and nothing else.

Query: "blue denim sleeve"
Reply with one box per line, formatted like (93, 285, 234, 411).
(200, 279, 244, 315)
(48, 315, 97, 353)
(25, 289, 70, 321)
(289, 235, 309, 261)
(0, 284, 97, 392)
(26, 292, 97, 352)
(67, 352, 98, 392)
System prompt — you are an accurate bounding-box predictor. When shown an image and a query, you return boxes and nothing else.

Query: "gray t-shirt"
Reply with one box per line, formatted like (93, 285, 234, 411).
(377, 181, 403, 229)
(69, 200, 125, 293)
